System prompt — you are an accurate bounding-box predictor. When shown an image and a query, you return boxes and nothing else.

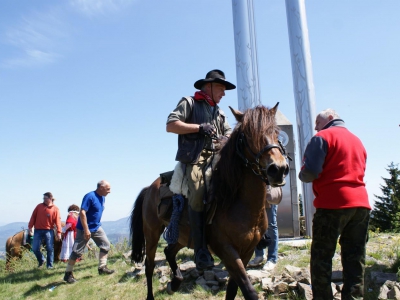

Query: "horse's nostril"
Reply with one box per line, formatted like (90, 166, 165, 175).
(266, 165, 278, 177)
(284, 165, 289, 176)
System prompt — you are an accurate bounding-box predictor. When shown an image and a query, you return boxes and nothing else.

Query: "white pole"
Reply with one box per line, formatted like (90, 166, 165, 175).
(231, 0, 261, 110)
(285, 0, 316, 237)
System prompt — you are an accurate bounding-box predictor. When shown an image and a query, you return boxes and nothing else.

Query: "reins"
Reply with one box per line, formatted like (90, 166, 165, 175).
(235, 132, 291, 184)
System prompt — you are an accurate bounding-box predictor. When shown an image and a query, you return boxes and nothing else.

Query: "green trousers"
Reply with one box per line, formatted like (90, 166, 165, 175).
(311, 207, 370, 300)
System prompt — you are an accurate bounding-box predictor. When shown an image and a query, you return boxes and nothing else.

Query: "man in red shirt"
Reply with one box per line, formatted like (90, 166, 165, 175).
(28, 192, 62, 269)
(299, 109, 371, 300)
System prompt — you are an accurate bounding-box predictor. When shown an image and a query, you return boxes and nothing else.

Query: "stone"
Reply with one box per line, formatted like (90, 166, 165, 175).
(331, 270, 343, 282)
(298, 282, 313, 300)
(211, 285, 220, 292)
(378, 283, 390, 300)
(285, 265, 301, 275)
(371, 272, 398, 285)
(288, 281, 297, 290)
(387, 285, 400, 300)
(159, 275, 169, 284)
(247, 269, 270, 284)
(179, 261, 196, 272)
(190, 268, 200, 278)
(274, 282, 289, 294)
(123, 251, 132, 260)
(203, 270, 215, 281)
(331, 282, 338, 295)
(206, 280, 219, 286)
(214, 270, 229, 284)
(261, 277, 274, 292)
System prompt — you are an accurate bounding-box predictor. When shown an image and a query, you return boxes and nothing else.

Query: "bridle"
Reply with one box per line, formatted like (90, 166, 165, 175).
(235, 132, 291, 184)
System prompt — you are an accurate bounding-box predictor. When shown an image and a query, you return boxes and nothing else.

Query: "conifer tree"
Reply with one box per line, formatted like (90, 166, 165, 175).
(370, 162, 400, 232)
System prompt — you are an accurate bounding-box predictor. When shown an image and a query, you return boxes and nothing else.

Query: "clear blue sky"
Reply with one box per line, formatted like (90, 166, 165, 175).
(1, 0, 399, 225)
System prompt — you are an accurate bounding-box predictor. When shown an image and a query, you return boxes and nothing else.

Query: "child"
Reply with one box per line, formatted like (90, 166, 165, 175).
(60, 205, 80, 262)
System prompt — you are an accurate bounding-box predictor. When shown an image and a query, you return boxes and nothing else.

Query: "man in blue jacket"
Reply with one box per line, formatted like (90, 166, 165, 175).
(64, 180, 115, 284)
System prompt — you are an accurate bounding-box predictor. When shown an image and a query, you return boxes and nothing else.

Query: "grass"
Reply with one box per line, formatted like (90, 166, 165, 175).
(1, 233, 399, 299)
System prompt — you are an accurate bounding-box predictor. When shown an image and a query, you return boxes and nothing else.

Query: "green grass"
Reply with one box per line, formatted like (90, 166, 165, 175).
(1, 233, 400, 299)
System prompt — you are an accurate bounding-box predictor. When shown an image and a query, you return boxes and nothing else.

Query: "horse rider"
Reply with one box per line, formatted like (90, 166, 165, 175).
(166, 69, 236, 270)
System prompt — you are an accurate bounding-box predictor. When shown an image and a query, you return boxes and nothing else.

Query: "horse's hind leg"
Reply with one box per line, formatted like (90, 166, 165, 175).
(143, 228, 163, 300)
(164, 243, 184, 294)
(226, 278, 239, 300)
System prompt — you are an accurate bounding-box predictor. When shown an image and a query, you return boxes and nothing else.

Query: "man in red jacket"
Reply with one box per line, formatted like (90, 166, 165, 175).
(299, 109, 371, 300)
(28, 192, 62, 269)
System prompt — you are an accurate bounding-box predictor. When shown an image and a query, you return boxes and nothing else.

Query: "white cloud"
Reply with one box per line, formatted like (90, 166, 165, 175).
(69, 0, 136, 17)
(2, 9, 67, 68)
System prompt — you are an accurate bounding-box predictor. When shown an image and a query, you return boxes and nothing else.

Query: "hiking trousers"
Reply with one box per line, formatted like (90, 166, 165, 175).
(311, 207, 370, 300)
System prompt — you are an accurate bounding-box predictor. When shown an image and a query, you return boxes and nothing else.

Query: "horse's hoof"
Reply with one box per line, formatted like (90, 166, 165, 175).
(166, 282, 175, 295)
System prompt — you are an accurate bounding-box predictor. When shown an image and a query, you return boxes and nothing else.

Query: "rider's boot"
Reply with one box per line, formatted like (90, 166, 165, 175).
(189, 207, 214, 270)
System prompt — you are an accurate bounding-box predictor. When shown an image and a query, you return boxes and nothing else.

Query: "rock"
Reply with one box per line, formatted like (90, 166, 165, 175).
(179, 261, 196, 272)
(331, 282, 338, 295)
(190, 268, 200, 278)
(247, 269, 270, 284)
(285, 265, 301, 274)
(297, 282, 313, 300)
(215, 270, 229, 284)
(261, 277, 274, 292)
(156, 266, 170, 277)
(203, 270, 215, 281)
(206, 280, 219, 286)
(378, 283, 390, 300)
(123, 251, 131, 260)
(288, 281, 297, 290)
(211, 285, 220, 292)
(331, 270, 343, 282)
(274, 282, 289, 294)
(387, 285, 400, 300)
(159, 275, 169, 284)
(371, 272, 398, 285)
(281, 272, 296, 283)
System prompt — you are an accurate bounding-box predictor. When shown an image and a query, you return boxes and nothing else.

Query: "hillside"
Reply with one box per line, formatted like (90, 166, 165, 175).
(0, 233, 399, 299)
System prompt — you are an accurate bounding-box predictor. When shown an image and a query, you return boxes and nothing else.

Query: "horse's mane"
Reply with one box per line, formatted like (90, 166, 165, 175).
(213, 105, 280, 208)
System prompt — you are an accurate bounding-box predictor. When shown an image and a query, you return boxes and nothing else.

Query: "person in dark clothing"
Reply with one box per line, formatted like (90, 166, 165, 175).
(166, 70, 235, 270)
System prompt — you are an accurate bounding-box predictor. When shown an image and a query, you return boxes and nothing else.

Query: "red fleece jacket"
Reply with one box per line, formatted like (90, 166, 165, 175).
(28, 203, 62, 234)
(300, 121, 371, 210)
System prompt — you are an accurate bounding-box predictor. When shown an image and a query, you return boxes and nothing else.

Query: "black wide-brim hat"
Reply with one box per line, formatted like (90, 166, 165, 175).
(194, 69, 236, 90)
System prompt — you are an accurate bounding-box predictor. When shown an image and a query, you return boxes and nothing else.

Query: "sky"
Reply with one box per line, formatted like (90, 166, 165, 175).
(1, 0, 399, 225)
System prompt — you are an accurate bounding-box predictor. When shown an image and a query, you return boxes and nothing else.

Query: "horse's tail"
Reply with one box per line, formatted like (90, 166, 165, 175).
(130, 187, 148, 263)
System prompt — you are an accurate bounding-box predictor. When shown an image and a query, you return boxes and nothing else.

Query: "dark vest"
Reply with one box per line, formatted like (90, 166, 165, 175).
(175, 98, 207, 164)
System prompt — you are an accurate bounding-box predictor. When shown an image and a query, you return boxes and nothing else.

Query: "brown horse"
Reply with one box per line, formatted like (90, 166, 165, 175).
(130, 104, 289, 300)
(6, 227, 63, 270)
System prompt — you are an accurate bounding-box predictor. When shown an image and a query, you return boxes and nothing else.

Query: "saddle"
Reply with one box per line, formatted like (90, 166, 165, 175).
(157, 169, 216, 226)
(22, 229, 33, 247)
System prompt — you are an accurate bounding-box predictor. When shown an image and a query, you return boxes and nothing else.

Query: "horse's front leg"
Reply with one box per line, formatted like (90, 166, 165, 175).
(222, 250, 258, 300)
(164, 243, 184, 294)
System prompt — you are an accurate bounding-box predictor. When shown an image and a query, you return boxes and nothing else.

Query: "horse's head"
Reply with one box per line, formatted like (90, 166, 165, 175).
(229, 103, 289, 186)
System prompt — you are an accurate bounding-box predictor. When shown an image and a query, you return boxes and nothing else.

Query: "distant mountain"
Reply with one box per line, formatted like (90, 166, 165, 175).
(101, 217, 130, 244)
(0, 222, 29, 252)
(0, 217, 131, 253)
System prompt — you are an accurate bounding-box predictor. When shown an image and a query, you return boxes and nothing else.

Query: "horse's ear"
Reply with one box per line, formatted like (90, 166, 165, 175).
(270, 102, 280, 115)
(229, 106, 244, 123)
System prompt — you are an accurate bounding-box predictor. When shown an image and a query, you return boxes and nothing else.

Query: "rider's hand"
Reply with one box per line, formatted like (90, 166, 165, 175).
(199, 123, 216, 137)
(213, 136, 228, 150)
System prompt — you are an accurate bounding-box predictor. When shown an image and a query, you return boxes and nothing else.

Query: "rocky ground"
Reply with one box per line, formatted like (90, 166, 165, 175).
(123, 233, 400, 299)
